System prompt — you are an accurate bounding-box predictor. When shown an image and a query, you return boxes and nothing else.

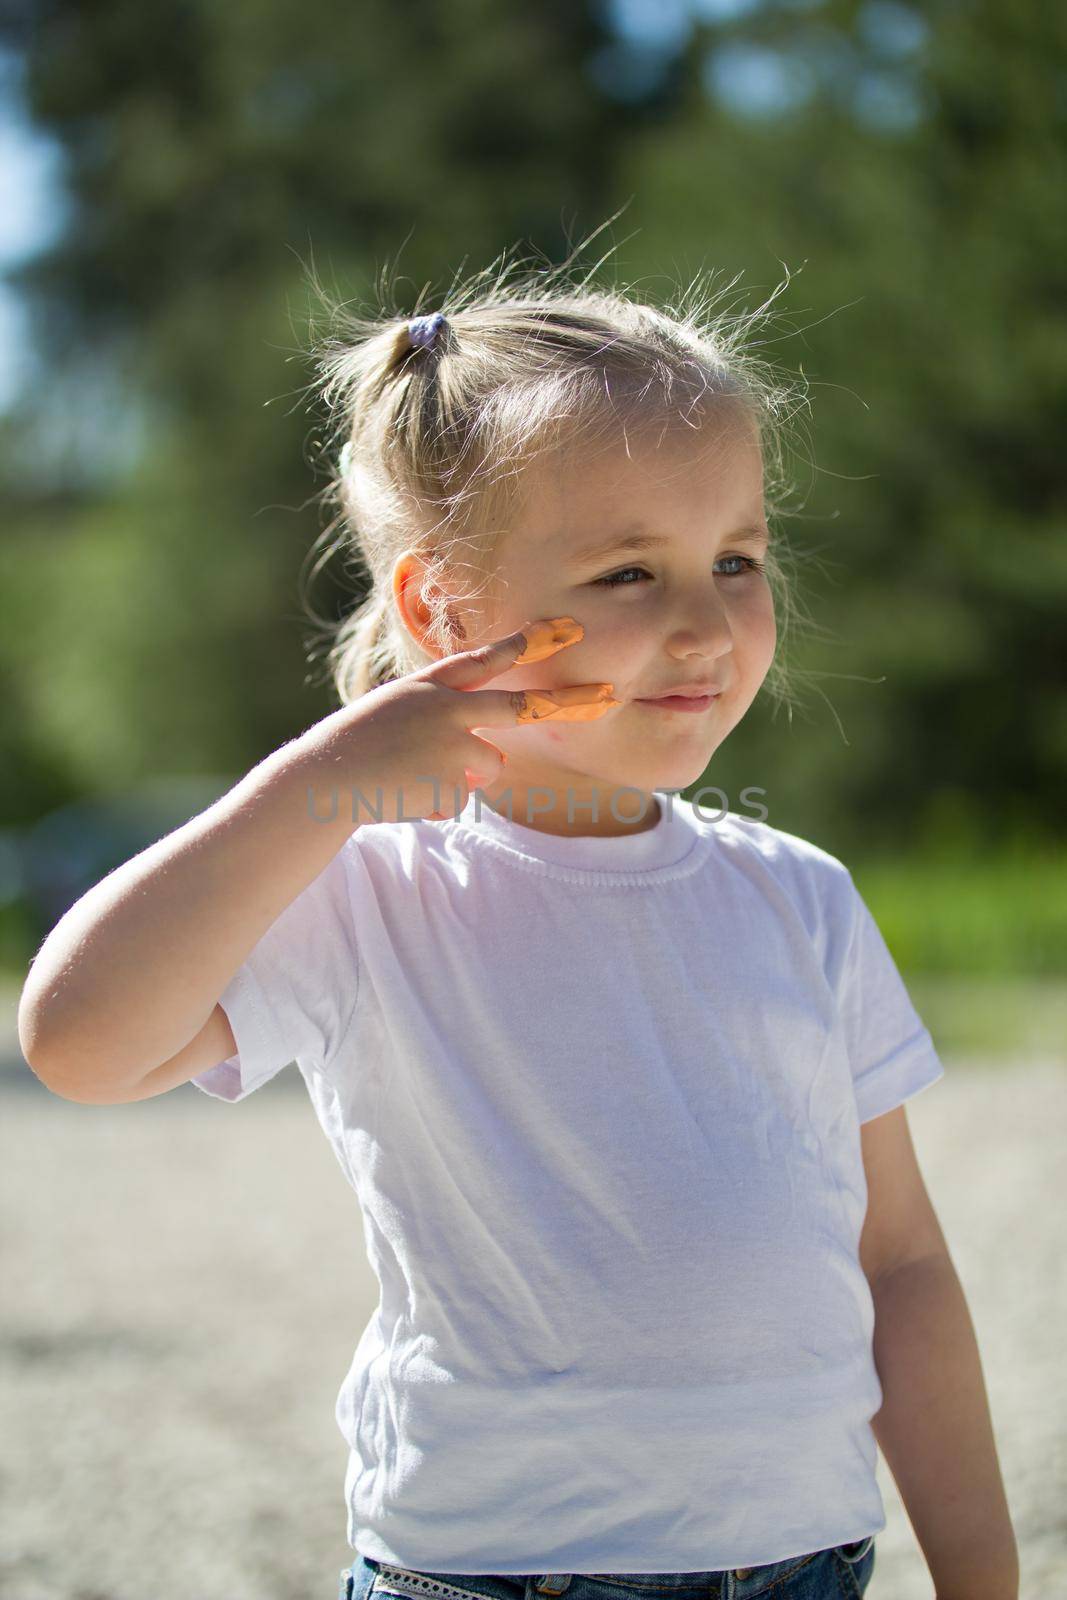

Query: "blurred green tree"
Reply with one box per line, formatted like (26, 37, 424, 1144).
(0, 0, 633, 804)
(600, 0, 1066, 856)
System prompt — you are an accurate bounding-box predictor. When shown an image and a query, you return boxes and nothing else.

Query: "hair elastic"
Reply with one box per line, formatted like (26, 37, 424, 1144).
(408, 312, 447, 350)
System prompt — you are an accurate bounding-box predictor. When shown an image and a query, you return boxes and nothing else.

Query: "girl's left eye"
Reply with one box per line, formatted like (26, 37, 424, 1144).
(593, 555, 766, 589)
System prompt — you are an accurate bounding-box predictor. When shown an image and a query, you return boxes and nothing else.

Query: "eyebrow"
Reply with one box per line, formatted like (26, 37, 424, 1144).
(567, 522, 771, 566)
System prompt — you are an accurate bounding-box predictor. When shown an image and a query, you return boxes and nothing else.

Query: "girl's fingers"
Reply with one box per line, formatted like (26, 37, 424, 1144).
(423, 613, 621, 730)
(441, 681, 619, 730)
(429, 616, 584, 691)
(512, 684, 619, 722)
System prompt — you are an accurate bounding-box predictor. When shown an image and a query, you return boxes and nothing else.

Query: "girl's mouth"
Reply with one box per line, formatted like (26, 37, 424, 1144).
(634, 693, 719, 714)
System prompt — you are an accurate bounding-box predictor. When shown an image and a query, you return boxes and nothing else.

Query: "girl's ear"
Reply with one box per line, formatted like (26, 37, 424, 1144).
(392, 552, 431, 637)
(392, 552, 466, 654)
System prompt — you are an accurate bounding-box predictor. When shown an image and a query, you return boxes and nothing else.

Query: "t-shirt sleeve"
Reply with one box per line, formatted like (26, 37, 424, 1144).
(836, 871, 945, 1123)
(190, 838, 360, 1104)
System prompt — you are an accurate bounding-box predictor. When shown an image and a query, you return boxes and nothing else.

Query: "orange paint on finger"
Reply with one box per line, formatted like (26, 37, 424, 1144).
(515, 685, 620, 723)
(513, 617, 584, 664)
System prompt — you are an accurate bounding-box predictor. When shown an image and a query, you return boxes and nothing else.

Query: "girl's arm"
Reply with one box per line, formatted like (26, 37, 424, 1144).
(17, 734, 357, 1102)
(860, 1106, 1019, 1599)
(17, 619, 600, 1102)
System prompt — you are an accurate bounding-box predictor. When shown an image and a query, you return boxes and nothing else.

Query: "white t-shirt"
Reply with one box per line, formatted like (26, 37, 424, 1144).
(192, 789, 944, 1574)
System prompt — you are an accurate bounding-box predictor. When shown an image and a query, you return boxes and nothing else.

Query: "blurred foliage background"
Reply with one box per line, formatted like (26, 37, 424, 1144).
(0, 0, 1064, 1053)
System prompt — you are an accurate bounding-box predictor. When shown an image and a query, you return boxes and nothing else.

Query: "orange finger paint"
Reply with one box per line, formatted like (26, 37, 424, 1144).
(515, 685, 620, 723)
(513, 617, 584, 664)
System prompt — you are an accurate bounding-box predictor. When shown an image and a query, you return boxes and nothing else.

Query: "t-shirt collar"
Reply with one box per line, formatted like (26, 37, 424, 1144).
(442, 788, 700, 873)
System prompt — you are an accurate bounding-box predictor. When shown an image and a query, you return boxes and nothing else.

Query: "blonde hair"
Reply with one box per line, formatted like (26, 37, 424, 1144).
(298, 229, 821, 717)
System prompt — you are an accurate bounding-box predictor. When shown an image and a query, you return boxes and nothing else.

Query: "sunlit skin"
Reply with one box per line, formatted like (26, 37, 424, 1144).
(393, 409, 777, 838)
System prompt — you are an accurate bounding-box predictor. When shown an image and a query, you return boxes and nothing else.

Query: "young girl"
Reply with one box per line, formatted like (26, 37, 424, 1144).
(20, 259, 1018, 1600)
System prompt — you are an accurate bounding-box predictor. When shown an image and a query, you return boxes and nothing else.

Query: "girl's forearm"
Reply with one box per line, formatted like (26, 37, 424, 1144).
(868, 1252, 1019, 1599)
(18, 734, 357, 1096)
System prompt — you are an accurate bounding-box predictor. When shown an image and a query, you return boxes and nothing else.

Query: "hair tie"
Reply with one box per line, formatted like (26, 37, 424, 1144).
(408, 312, 447, 351)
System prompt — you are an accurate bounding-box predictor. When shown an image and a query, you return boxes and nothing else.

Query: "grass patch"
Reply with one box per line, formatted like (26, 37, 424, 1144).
(850, 850, 1067, 978)
(904, 974, 1067, 1063)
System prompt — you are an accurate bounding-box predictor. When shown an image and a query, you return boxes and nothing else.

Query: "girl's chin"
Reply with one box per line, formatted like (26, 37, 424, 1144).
(484, 732, 717, 795)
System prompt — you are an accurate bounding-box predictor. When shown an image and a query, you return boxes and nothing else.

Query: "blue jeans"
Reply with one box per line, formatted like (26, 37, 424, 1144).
(338, 1540, 877, 1600)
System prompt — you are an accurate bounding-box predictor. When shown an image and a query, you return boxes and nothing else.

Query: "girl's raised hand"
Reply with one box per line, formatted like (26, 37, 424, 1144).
(298, 617, 620, 826)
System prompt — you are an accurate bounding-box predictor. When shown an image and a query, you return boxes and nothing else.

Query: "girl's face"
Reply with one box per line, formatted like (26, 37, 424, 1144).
(413, 414, 776, 836)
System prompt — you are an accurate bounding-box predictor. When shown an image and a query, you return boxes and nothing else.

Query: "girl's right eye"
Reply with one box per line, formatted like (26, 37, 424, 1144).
(594, 566, 652, 589)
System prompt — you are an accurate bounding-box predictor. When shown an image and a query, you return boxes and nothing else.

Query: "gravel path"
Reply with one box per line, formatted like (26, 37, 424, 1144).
(2, 1053, 1063, 1600)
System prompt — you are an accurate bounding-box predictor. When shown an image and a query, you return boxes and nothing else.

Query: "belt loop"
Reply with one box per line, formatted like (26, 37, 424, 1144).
(534, 1578, 573, 1595)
